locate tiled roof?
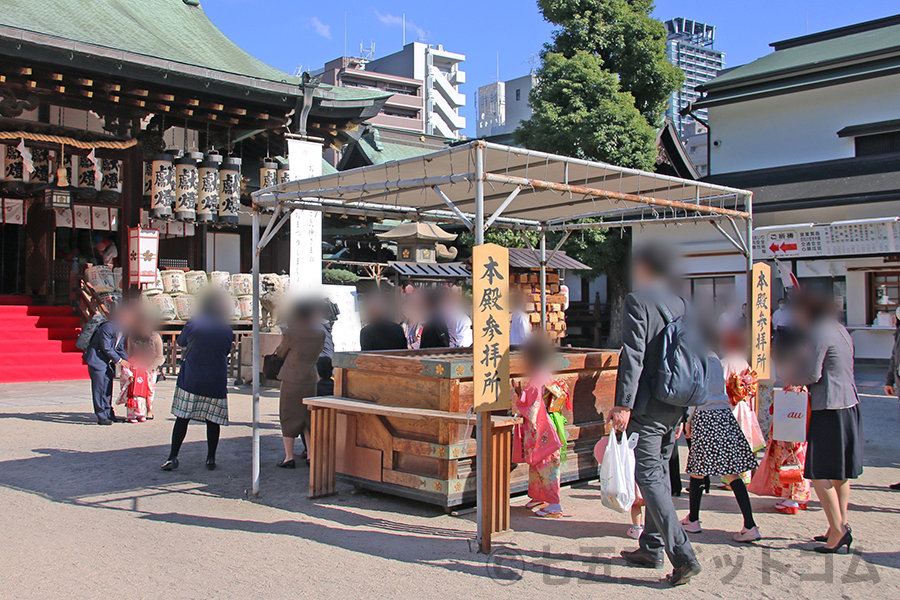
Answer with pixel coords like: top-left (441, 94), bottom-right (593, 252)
top-left (696, 15), bottom-right (900, 102)
top-left (387, 262), bottom-right (470, 279)
top-left (0, 0), bottom-right (299, 84)
top-left (507, 248), bottom-right (591, 270)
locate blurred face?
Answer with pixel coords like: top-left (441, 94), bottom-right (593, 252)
top-left (632, 260), bottom-right (654, 287)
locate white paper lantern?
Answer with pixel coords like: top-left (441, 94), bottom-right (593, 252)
top-left (150, 153), bottom-right (175, 219)
top-left (277, 161), bottom-right (291, 185)
top-left (197, 152), bottom-right (221, 224)
top-left (218, 157), bottom-right (241, 226)
top-left (175, 152), bottom-right (202, 222)
top-left (100, 158), bottom-right (122, 201)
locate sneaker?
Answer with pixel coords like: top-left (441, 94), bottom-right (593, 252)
top-left (626, 525), bottom-right (644, 539)
top-left (733, 526), bottom-right (761, 543)
top-left (680, 516), bottom-right (702, 533)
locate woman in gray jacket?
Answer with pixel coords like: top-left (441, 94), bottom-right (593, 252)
top-left (790, 292), bottom-right (863, 554)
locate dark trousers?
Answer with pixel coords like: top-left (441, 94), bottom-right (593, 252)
top-left (89, 364), bottom-right (115, 421)
top-left (669, 442), bottom-right (682, 495)
top-left (629, 411), bottom-right (697, 568)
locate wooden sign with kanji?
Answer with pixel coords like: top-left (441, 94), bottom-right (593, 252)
top-left (751, 262), bottom-right (772, 381)
top-left (472, 243), bottom-right (511, 412)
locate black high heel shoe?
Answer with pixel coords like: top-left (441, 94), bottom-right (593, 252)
top-left (206, 458), bottom-right (216, 471)
top-left (814, 524), bottom-right (851, 543)
top-left (161, 457), bottom-right (179, 471)
top-left (814, 529), bottom-right (852, 553)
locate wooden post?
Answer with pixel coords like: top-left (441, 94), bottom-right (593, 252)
top-left (479, 412), bottom-right (494, 552)
top-left (308, 406), bottom-right (337, 498)
top-left (489, 421), bottom-right (514, 535)
top-left (472, 237), bottom-right (510, 553)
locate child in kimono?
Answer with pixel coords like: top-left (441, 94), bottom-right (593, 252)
top-left (513, 335), bottom-right (570, 518)
top-left (119, 306), bottom-right (164, 422)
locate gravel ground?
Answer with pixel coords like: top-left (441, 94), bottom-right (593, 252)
top-left (0, 366), bottom-right (897, 599)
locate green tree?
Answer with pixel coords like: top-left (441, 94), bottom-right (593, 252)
top-left (513, 0), bottom-right (681, 346)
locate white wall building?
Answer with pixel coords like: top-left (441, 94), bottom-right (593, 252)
top-left (475, 74), bottom-right (537, 139)
top-left (641, 14), bottom-right (900, 359)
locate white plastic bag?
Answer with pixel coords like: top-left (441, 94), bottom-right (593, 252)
top-left (773, 389), bottom-right (808, 443)
top-left (599, 431), bottom-right (639, 513)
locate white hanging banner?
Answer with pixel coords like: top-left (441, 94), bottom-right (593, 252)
top-left (1, 199), bottom-right (25, 225)
top-left (91, 206), bottom-right (110, 231)
top-left (73, 205), bottom-right (91, 229)
top-left (287, 138), bottom-right (322, 295)
top-left (55, 207), bottom-right (74, 228)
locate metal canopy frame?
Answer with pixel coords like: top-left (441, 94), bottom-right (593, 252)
top-left (247, 140), bottom-right (753, 551)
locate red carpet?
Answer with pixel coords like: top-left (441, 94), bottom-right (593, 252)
top-left (0, 296), bottom-right (89, 383)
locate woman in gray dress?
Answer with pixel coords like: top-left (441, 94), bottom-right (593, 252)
top-left (274, 301), bottom-right (326, 468)
top-left (789, 292), bottom-right (863, 554)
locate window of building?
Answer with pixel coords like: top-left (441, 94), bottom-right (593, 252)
top-left (855, 131), bottom-right (900, 157)
top-left (679, 276), bottom-right (735, 315)
top-left (868, 272), bottom-right (900, 324)
top-left (515, 89), bottom-right (521, 101)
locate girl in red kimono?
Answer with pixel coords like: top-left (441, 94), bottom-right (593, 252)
top-left (120, 307), bottom-right (164, 422)
top-left (513, 336), bottom-right (570, 518)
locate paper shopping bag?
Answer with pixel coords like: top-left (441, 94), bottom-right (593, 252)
top-left (772, 388), bottom-right (808, 443)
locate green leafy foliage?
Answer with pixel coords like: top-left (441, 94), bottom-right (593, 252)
top-left (515, 51), bottom-right (657, 170)
top-left (511, 0), bottom-right (681, 343)
top-left (321, 268), bottom-right (361, 285)
top-left (535, 0), bottom-right (683, 124)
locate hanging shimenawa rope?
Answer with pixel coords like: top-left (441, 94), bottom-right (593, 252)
top-left (0, 131), bottom-right (138, 150)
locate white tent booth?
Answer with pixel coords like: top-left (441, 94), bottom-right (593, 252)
top-left (249, 140), bottom-right (752, 549)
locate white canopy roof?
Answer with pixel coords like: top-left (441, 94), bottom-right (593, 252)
top-left (253, 140), bottom-right (752, 232)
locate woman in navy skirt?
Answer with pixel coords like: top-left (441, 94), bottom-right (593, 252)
top-left (790, 292), bottom-right (863, 554)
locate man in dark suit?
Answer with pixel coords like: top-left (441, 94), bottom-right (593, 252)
top-left (608, 244), bottom-right (701, 587)
top-left (83, 306), bottom-right (130, 425)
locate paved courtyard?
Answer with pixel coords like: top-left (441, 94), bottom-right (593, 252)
top-left (0, 365), bottom-right (897, 599)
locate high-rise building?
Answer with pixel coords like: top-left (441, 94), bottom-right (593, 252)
top-left (475, 74), bottom-right (537, 140)
top-left (664, 18), bottom-right (724, 138)
top-left (316, 42), bottom-right (466, 140)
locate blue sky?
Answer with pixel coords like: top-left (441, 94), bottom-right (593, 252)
top-left (203, 1), bottom-right (899, 136)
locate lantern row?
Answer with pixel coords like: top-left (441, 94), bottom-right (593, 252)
top-left (146, 152), bottom-right (289, 225)
top-left (1, 143), bottom-right (123, 204)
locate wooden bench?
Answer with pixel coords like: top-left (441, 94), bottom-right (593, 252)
top-left (303, 395), bottom-right (520, 536)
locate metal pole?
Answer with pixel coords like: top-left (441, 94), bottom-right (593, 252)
top-left (745, 193), bottom-right (754, 351)
top-left (474, 142), bottom-right (488, 553)
top-left (539, 229), bottom-right (547, 332)
top-left (251, 208), bottom-right (261, 498)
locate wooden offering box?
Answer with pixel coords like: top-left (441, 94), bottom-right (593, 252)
top-left (331, 347), bottom-right (618, 508)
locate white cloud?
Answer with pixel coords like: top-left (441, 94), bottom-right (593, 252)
top-left (374, 10), bottom-right (428, 42)
top-left (309, 16), bottom-right (332, 39)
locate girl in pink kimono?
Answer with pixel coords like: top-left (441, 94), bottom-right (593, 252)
top-left (514, 336), bottom-right (568, 518)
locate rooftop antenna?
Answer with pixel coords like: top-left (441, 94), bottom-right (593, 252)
top-left (403, 13), bottom-right (406, 47)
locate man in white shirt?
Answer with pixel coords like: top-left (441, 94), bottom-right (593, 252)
top-left (442, 286), bottom-right (473, 348)
top-left (509, 290), bottom-right (532, 346)
top-left (771, 297), bottom-right (793, 350)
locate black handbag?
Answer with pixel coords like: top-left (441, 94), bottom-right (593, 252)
top-left (263, 353), bottom-right (284, 380)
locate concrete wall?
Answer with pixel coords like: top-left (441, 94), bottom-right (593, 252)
top-left (504, 74), bottom-right (535, 133)
top-left (707, 73), bottom-right (900, 174)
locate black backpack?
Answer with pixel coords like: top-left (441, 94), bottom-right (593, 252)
top-left (650, 298), bottom-right (709, 407)
top-left (76, 313), bottom-right (107, 351)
